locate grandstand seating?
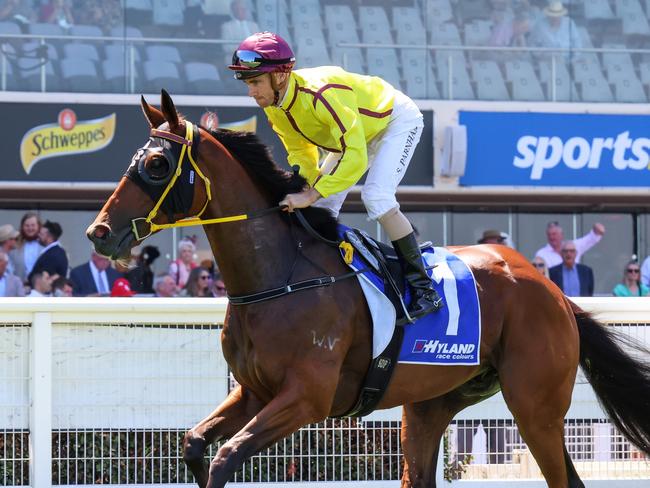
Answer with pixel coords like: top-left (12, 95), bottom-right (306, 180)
top-left (0, 0), bottom-right (648, 102)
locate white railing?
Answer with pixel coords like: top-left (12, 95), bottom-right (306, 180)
top-left (0, 297), bottom-right (649, 488)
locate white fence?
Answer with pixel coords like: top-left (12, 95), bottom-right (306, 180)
top-left (0, 297), bottom-right (649, 488)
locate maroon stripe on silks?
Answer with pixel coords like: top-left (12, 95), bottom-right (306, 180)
top-left (298, 87), bottom-right (347, 134)
top-left (358, 107), bottom-right (393, 118)
top-left (284, 111), bottom-right (340, 153)
top-left (327, 135), bottom-right (348, 176)
top-left (285, 81), bottom-right (299, 111)
top-left (150, 129), bottom-right (192, 146)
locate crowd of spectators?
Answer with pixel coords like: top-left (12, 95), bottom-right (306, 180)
top-left (0, 212), bottom-right (228, 298)
top-left (1, 210), bottom-right (647, 299)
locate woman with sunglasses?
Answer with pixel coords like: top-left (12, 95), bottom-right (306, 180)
top-left (180, 266), bottom-right (215, 297)
top-left (613, 260), bottom-right (650, 297)
top-left (227, 31), bottom-right (442, 318)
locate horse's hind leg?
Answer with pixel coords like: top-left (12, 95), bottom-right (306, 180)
top-left (401, 393), bottom-right (475, 488)
top-left (183, 386), bottom-right (264, 488)
top-left (498, 316), bottom-right (584, 487)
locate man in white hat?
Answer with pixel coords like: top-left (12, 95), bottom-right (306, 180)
top-left (530, 1), bottom-right (581, 57)
top-left (0, 224), bottom-right (19, 275)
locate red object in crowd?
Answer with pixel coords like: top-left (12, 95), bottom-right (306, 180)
top-left (110, 278), bottom-right (136, 297)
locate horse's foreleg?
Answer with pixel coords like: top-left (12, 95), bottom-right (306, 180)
top-left (401, 394), bottom-right (474, 488)
top-left (205, 382), bottom-right (328, 488)
top-left (183, 385), bottom-right (264, 488)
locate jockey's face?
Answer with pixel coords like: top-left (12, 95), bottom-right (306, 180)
top-left (244, 74), bottom-right (275, 108)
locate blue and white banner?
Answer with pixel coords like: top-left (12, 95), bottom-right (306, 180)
top-left (459, 111), bottom-right (650, 187)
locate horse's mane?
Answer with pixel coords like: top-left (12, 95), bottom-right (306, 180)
top-left (205, 128), bottom-right (340, 242)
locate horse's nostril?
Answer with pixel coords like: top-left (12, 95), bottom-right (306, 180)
top-left (90, 224), bottom-right (110, 241)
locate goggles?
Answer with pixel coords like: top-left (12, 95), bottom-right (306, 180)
top-left (232, 50), bottom-right (295, 69)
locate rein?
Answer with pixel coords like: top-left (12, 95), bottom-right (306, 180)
top-left (132, 122), bottom-right (354, 304)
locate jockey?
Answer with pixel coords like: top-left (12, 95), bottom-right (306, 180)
top-left (228, 31), bottom-right (442, 318)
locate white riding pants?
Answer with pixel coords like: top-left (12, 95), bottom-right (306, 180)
top-left (311, 89), bottom-right (424, 220)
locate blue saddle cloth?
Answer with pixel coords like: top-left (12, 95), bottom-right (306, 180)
top-left (338, 225), bottom-right (481, 366)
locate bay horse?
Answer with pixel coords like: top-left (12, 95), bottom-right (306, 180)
top-left (87, 91), bottom-right (650, 488)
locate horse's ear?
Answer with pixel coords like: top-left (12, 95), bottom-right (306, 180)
top-left (160, 89), bottom-right (179, 129)
top-left (140, 95), bottom-right (165, 128)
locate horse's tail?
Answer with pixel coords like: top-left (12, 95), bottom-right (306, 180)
top-left (572, 302), bottom-right (650, 455)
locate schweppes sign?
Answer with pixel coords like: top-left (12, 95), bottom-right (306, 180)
top-left (20, 109), bottom-right (116, 174)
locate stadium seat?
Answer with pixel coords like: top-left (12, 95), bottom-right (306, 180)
top-left (572, 57), bottom-right (605, 83)
top-left (21, 41), bottom-right (59, 60)
top-left (143, 60), bottom-right (184, 94)
top-left (325, 5), bottom-right (360, 48)
top-left (538, 59), bottom-right (579, 101)
top-left (423, 0), bottom-right (454, 25)
top-left (145, 45), bottom-right (182, 64)
top-left (392, 7), bottom-right (427, 45)
top-left (61, 58), bottom-right (102, 92)
top-left (614, 77), bottom-right (647, 102)
top-left (402, 50), bottom-right (438, 99)
top-left (0, 21), bottom-right (21, 36)
top-left (69, 24), bottom-right (105, 38)
top-left (332, 48), bottom-right (365, 72)
top-left (464, 20), bottom-right (492, 46)
top-left (63, 43), bottom-right (100, 63)
top-left (0, 55), bottom-right (21, 91)
top-left (109, 26), bottom-right (144, 39)
top-left (184, 62), bottom-right (221, 95)
top-left (471, 60), bottom-right (502, 82)
top-left (430, 22), bottom-right (462, 46)
top-left (639, 61), bottom-right (650, 83)
top-left (437, 62), bottom-right (475, 99)
top-left (505, 60), bottom-right (536, 82)
top-left (256, 0), bottom-right (292, 43)
top-left (293, 16), bottom-right (325, 40)
top-left (105, 44), bottom-right (142, 64)
top-left (606, 60), bottom-right (637, 83)
top-left (295, 32), bottom-right (331, 68)
top-left (360, 6), bottom-right (394, 45)
top-left (125, 0), bottom-right (153, 25)
top-left (602, 44), bottom-right (634, 69)
top-left (473, 71), bottom-right (510, 100)
top-left (580, 76), bottom-right (614, 102)
top-left (622, 11), bottom-right (650, 36)
top-left (616, 0), bottom-right (645, 17)
top-left (290, 0), bottom-right (320, 24)
top-left (366, 48), bottom-right (402, 90)
top-left (511, 75), bottom-right (546, 101)
top-left (16, 58), bottom-right (62, 92)
top-left (102, 58), bottom-right (139, 93)
top-left (584, 0), bottom-right (615, 20)
top-left (577, 26), bottom-right (594, 48)
top-left (28, 23), bottom-right (67, 37)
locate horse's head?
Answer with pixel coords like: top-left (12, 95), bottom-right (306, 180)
top-left (87, 90), bottom-right (210, 263)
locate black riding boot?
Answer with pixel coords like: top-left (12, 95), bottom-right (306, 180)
top-left (393, 232), bottom-right (443, 319)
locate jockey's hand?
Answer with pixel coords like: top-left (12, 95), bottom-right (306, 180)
top-left (279, 187), bottom-right (321, 212)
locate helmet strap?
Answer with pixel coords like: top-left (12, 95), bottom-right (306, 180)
top-left (270, 73), bottom-right (280, 106)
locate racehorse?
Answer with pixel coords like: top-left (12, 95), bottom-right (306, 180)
top-left (86, 91), bottom-right (650, 488)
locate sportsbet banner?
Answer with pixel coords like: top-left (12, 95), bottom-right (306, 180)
top-left (1, 102), bottom-right (433, 185)
top-left (459, 111), bottom-right (650, 187)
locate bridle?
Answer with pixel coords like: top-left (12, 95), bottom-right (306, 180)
top-left (126, 121), bottom-right (278, 241)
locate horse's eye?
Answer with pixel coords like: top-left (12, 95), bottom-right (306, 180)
top-left (145, 156), bottom-right (171, 180)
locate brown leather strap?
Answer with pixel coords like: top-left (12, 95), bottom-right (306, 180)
top-left (150, 129), bottom-right (193, 146)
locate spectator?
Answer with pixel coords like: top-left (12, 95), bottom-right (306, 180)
top-left (153, 273), bottom-right (179, 297)
top-left (531, 256), bottom-right (549, 278)
top-left (169, 238), bottom-right (198, 288)
top-left (548, 240), bottom-right (594, 297)
top-left (529, 1), bottom-right (581, 58)
top-left (52, 276), bottom-right (74, 297)
top-left (30, 220), bottom-right (68, 281)
top-left (213, 271), bottom-right (227, 297)
top-left (10, 212), bottom-right (43, 283)
top-left (39, 0), bottom-right (75, 29)
top-left (0, 0), bottom-right (37, 24)
top-left (535, 221), bottom-right (604, 268)
top-left (126, 245), bottom-right (160, 294)
top-left (0, 224), bottom-right (19, 275)
top-left (641, 255), bottom-right (650, 288)
top-left (478, 229), bottom-right (506, 244)
top-left (488, 0), bottom-right (516, 47)
top-left (110, 277), bottom-right (137, 297)
top-left (201, 0), bottom-right (236, 36)
top-left (0, 250), bottom-right (25, 297)
top-left (220, 0), bottom-right (259, 63)
top-left (27, 270), bottom-right (52, 297)
top-left (181, 266), bottom-right (215, 297)
top-left (74, 0), bottom-right (122, 33)
top-left (70, 250), bottom-right (122, 296)
top-left (613, 260), bottom-right (649, 297)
